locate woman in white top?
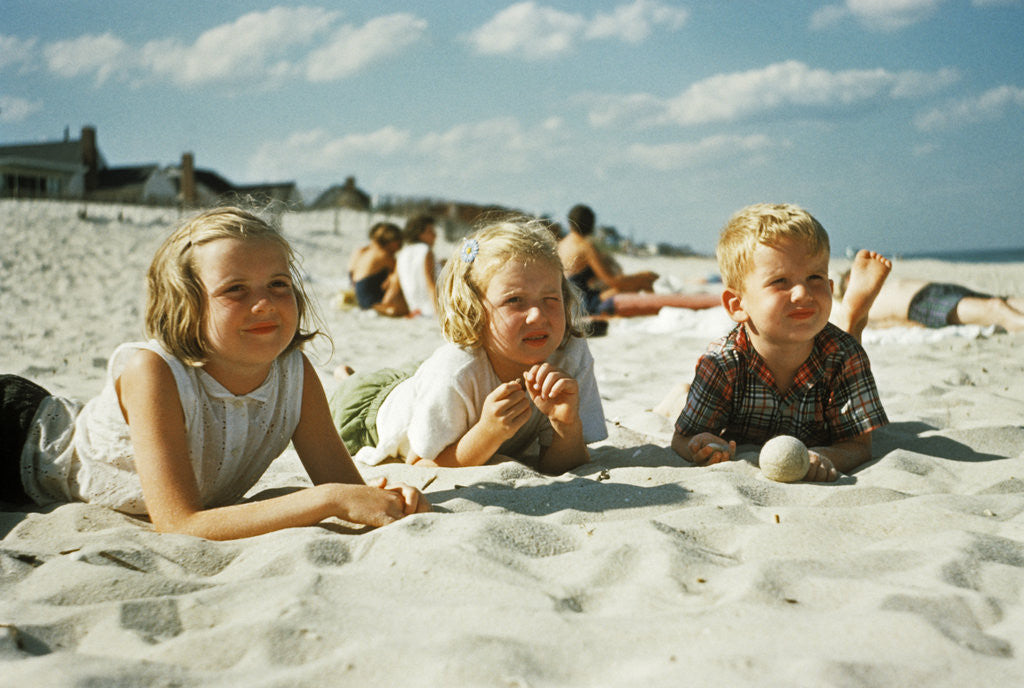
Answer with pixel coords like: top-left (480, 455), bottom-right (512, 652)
top-left (395, 213), bottom-right (439, 317)
top-left (3, 207), bottom-right (428, 539)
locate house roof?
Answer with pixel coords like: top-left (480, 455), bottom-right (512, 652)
top-left (0, 138), bottom-right (107, 171)
top-left (97, 164), bottom-right (159, 188)
top-left (192, 168), bottom-right (235, 195)
top-left (310, 178), bottom-right (371, 209)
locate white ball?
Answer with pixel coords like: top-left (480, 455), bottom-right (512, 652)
top-left (759, 435), bottom-right (809, 482)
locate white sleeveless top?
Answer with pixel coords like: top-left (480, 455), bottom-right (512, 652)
top-left (395, 242), bottom-right (436, 316)
top-left (20, 341), bottom-right (305, 515)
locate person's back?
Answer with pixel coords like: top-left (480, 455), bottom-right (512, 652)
top-left (349, 222), bottom-right (404, 313)
top-left (396, 242), bottom-right (435, 315)
top-left (396, 214), bottom-right (438, 316)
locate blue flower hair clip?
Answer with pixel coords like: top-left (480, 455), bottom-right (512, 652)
top-left (460, 237), bottom-right (480, 264)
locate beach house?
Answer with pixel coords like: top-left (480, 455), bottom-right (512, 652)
top-left (0, 125), bottom-right (300, 207)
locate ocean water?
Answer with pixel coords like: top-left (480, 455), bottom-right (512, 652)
top-left (841, 246), bottom-right (1024, 263)
top-left (897, 246), bottom-right (1024, 263)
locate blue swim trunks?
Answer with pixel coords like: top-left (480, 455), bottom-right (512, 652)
top-left (906, 283), bottom-right (991, 328)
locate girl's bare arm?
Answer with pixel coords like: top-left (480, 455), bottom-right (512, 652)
top-left (120, 351), bottom-right (417, 540)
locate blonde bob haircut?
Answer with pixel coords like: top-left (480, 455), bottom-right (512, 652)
top-left (716, 202), bottom-right (831, 291)
top-left (437, 216), bottom-right (586, 348)
top-left (145, 206), bottom-right (323, 367)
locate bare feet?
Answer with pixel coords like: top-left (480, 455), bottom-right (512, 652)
top-left (837, 250), bottom-right (891, 343)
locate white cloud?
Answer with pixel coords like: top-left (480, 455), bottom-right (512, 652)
top-left (33, 8), bottom-right (424, 88)
top-left (415, 117), bottom-right (564, 176)
top-left (44, 33), bottom-right (130, 84)
top-left (0, 94), bottom-right (43, 122)
top-left (142, 7), bottom-right (338, 86)
top-left (588, 61), bottom-right (960, 128)
top-left (626, 134), bottom-right (774, 170)
top-left (467, 0), bottom-right (687, 59)
top-left (306, 13), bottom-right (426, 82)
top-left (889, 67), bottom-right (960, 98)
top-left (247, 117), bottom-right (565, 187)
top-left (583, 92), bottom-right (665, 128)
top-left (467, 2), bottom-right (586, 59)
top-left (914, 85), bottom-right (1024, 130)
top-left (586, 0), bottom-right (689, 42)
top-left (0, 35), bottom-right (38, 72)
top-left (248, 126), bottom-right (411, 179)
top-left (809, 5), bottom-right (850, 30)
top-left (811, 0), bottom-right (944, 32)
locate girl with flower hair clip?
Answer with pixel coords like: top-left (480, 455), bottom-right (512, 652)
top-left (330, 217), bottom-right (608, 473)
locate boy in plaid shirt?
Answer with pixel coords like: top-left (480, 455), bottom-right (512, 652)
top-left (671, 203), bottom-right (889, 482)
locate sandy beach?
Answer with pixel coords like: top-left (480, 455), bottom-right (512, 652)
top-left (2, 199), bottom-right (1024, 687)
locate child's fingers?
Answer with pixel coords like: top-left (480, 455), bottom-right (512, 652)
top-left (395, 484), bottom-right (430, 515)
top-left (493, 379), bottom-right (525, 399)
top-left (704, 448), bottom-right (731, 464)
top-left (687, 436), bottom-right (731, 465)
top-left (804, 455), bottom-right (839, 482)
top-left (528, 366), bottom-right (577, 402)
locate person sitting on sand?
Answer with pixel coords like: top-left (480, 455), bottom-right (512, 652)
top-left (1, 207), bottom-right (428, 539)
top-left (348, 222), bottom-right (407, 316)
top-left (330, 217), bottom-right (608, 474)
top-left (669, 203), bottom-right (890, 482)
top-left (558, 203), bottom-right (720, 318)
top-left (835, 261), bottom-right (1024, 333)
top-left (395, 213), bottom-right (439, 317)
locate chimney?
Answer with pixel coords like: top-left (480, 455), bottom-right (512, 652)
top-left (181, 152), bottom-right (196, 207)
top-left (81, 126), bottom-right (98, 193)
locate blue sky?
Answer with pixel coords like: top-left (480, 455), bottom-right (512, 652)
top-left (3, 1), bottom-right (1023, 255)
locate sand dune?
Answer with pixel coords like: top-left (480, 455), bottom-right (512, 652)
top-left (2, 199), bottom-right (1023, 686)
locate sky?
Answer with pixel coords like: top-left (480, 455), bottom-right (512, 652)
top-left (2, 0), bottom-right (1023, 256)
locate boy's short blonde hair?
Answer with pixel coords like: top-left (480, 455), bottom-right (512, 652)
top-left (716, 203), bottom-right (831, 290)
top-left (145, 206), bottom-right (322, 366)
top-left (437, 216), bottom-right (586, 348)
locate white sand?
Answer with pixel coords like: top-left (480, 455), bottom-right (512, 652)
top-left (2, 199), bottom-right (1024, 687)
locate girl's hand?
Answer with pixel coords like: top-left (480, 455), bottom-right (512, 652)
top-left (372, 477), bottom-right (432, 515)
top-left (479, 379), bottom-right (533, 441)
top-left (333, 480), bottom-right (429, 527)
top-left (687, 434), bottom-right (736, 465)
top-left (524, 363), bottom-right (580, 428)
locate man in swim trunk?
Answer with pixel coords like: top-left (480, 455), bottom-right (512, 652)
top-left (837, 256), bottom-right (1024, 332)
top-left (906, 283), bottom-right (994, 328)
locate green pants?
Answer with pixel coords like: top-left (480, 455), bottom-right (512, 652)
top-left (328, 363), bottom-right (418, 454)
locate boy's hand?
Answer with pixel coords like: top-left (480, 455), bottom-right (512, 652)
top-left (480, 379), bottom-right (533, 440)
top-left (687, 434), bottom-right (736, 465)
top-left (524, 363), bottom-right (580, 428)
top-left (804, 452), bottom-right (839, 482)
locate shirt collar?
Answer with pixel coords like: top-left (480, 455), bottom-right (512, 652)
top-left (197, 361), bottom-right (278, 403)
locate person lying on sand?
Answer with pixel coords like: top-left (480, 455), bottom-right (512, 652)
top-left (558, 203), bottom-right (721, 319)
top-left (835, 259), bottom-right (1024, 333)
top-left (331, 217), bottom-right (607, 474)
top-left (668, 204), bottom-right (890, 482)
top-left (2, 207), bottom-right (428, 540)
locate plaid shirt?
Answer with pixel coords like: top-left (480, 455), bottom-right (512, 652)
top-left (675, 323), bottom-right (888, 447)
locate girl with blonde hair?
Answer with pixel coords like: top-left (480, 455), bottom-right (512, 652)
top-left (3, 207), bottom-right (427, 538)
top-left (331, 216), bottom-right (607, 474)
